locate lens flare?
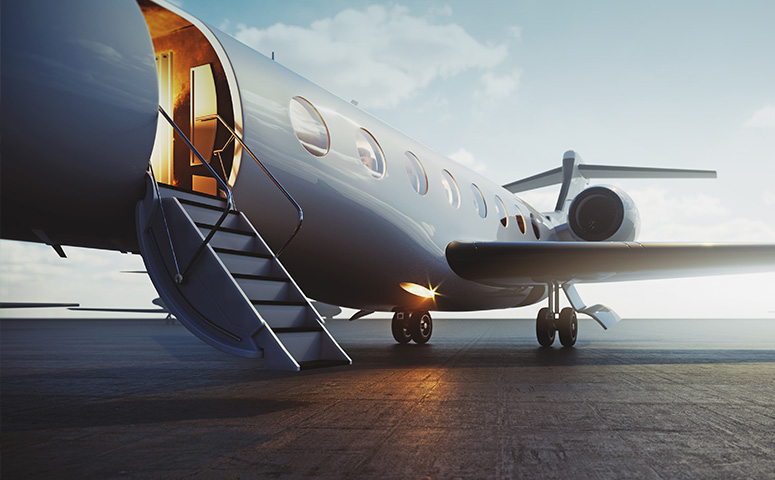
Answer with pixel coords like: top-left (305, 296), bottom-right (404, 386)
top-left (400, 282), bottom-right (436, 299)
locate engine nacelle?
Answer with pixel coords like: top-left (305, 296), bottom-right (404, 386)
top-left (568, 186), bottom-right (640, 241)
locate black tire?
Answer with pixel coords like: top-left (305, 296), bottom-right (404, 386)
top-left (558, 307), bottom-right (578, 347)
top-left (391, 313), bottom-right (412, 344)
top-left (536, 307), bottom-right (555, 347)
top-left (409, 311), bottom-right (432, 344)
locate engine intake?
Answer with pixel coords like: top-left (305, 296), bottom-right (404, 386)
top-left (568, 186), bottom-right (640, 241)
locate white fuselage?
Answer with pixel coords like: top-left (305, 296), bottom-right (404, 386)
top-left (1, 0), bottom-right (554, 313)
top-left (205, 28), bottom-right (553, 312)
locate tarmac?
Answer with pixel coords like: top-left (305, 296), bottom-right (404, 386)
top-left (1, 316), bottom-right (774, 479)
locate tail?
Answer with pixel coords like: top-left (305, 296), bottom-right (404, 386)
top-left (502, 150), bottom-right (716, 214)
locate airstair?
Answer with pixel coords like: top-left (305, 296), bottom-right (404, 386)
top-left (135, 108), bottom-right (351, 371)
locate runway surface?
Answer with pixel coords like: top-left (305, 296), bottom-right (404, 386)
top-left (2, 316), bottom-right (774, 479)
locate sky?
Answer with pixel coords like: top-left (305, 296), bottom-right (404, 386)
top-left (2, 0), bottom-right (774, 320)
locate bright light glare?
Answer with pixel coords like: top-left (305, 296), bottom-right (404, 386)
top-left (400, 282), bottom-right (436, 299)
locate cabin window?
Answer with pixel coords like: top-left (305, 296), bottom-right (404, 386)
top-left (471, 184), bottom-right (487, 218)
top-left (494, 195), bottom-right (508, 227)
top-left (530, 213), bottom-right (541, 239)
top-left (404, 151), bottom-right (428, 195)
top-left (440, 170), bottom-right (461, 208)
top-left (289, 96), bottom-right (329, 157)
top-left (514, 204), bottom-right (527, 234)
top-left (356, 128), bottom-right (385, 178)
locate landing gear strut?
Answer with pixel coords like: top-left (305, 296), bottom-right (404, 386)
top-left (392, 310), bottom-right (432, 344)
top-left (535, 282), bottom-right (578, 347)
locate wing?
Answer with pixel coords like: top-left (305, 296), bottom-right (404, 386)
top-left (446, 241), bottom-right (775, 286)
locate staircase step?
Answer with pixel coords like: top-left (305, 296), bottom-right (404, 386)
top-left (298, 359), bottom-right (351, 370)
top-left (159, 185), bottom-right (227, 209)
top-left (213, 247), bottom-right (272, 259)
top-left (180, 202), bottom-right (242, 228)
top-left (232, 273), bottom-right (289, 282)
top-left (272, 327), bottom-right (323, 333)
top-left (236, 276), bottom-right (293, 300)
top-left (178, 197), bottom-right (234, 212)
top-left (251, 304), bottom-right (310, 329)
top-left (202, 229), bottom-right (258, 251)
top-left (273, 330), bottom-right (323, 363)
top-left (196, 222), bottom-right (253, 237)
top-left (252, 300), bottom-right (307, 306)
top-left (214, 249), bottom-right (277, 277)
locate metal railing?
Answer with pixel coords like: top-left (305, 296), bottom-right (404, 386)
top-left (155, 107), bottom-right (303, 283)
top-left (199, 113), bottom-right (304, 257)
top-left (158, 106), bottom-right (235, 283)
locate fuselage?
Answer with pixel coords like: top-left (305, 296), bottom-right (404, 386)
top-left (1, 0), bottom-right (553, 313)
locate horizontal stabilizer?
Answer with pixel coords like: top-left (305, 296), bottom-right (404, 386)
top-left (577, 164), bottom-right (716, 180)
top-left (504, 163), bottom-right (716, 193)
top-left (446, 241), bottom-right (775, 286)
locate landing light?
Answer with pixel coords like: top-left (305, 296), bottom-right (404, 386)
top-left (400, 282), bottom-right (436, 299)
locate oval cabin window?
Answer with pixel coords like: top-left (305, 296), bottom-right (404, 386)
top-left (471, 184), bottom-right (487, 218)
top-left (289, 96), bottom-right (329, 157)
top-left (441, 170), bottom-right (461, 208)
top-left (404, 151), bottom-right (428, 195)
top-left (514, 204), bottom-right (527, 234)
top-left (356, 128), bottom-right (385, 178)
top-left (494, 195), bottom-right (508, 227)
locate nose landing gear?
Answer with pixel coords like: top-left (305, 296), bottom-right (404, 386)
top-left (391, 310), bottom-right (433, 344)
top-left (536, 282), bottom-right (578, 347)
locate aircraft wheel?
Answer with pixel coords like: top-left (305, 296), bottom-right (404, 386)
top-left (410, 311), bottom-right (433, 344)
top-left (536, 307), bottom-right (555, 347)
top-left (558, 307), bottom-right (578, 347)
top-left (391, 313), bottom-right (412, 344)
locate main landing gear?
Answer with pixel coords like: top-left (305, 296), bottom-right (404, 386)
top-left (392, 310), bottom-right (432, 344)
top-left (536, 282), bottom-right (578, 347)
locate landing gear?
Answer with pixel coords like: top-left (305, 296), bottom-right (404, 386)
top-left (558, 307), bottom-right (577, 347)
top-left (536, 307), bottom-right (555, 346)
top-left (535, 282), bottom-right (578, 347)
top-left (391, 312), bottom-right (413, 344)
top-left (392, 310), bottom-right (432, 344)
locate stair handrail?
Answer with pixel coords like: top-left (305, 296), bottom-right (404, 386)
top-left (158, 106), bottom-right (235, 283)
top-left (199, 112), bottom-right (304, 257)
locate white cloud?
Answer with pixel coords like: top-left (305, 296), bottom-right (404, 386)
top-left (235, 5), bottom-right (509, 109)
top-left (427, 5), bottom-right (453, 17)
top-left (744, 105), bottom-right (775, 129)
top-left (448, 147), bottom-right (487, 173)
top-left (507, 25), bottom-right (523, 41)
top-left (628, 186), bottom-right (775, 242)
top-left (477, 69), bottom-right (521, 100)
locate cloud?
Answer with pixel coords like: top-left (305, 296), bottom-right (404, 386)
top-left (744, 105), bottom-right (775, 129)
top-left (448, 148), bottom-right (487, 173)
top-left (507, 25), bottom-right (523, 41)
top-left (627, 186), bottom-right (775, 242)
top-left (477, 69), bottom-right (521, 100)
top-left (234, 5), bottom-right (510, 109)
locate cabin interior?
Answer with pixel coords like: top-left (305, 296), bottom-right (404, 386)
top-left (138, 0), bottom-right (236, 196)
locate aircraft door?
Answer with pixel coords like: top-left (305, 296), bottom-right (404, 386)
top-left (190, 64), bottom-right (219, 195)
top-left (151, 52), bottom-right (173, 184)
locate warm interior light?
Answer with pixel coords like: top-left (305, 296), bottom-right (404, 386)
top-left (400, 282), bottom-right (436, 299)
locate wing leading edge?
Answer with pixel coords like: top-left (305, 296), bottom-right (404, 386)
top-left (446, 241), bottom-right (775, 287)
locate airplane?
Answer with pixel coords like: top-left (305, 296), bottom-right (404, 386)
top-left (2, 0), bottom-right (773, 371)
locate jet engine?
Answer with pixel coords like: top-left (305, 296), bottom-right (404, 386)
top-left (568, 186), bottom-right (640, 241)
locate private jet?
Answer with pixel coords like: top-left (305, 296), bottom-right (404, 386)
top-left (2, 0), bottom-right (773, 370)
